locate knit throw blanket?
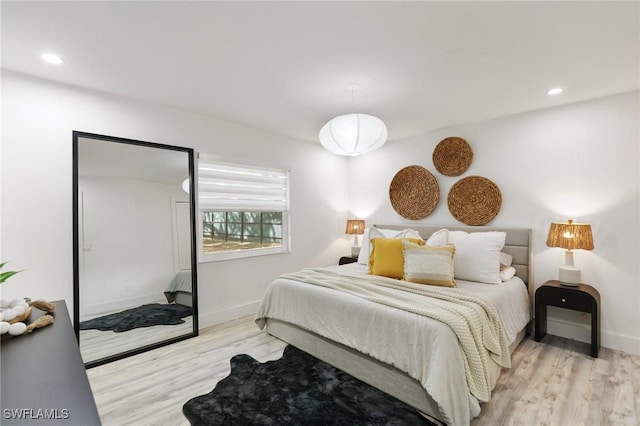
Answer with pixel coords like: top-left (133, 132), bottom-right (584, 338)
top-left (279, 268), bottom-right (511, 402)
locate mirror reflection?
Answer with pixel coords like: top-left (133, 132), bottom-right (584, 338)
top-left (73, 132), bottom-right (198, 367)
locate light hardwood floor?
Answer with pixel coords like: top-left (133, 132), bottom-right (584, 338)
top-left (80, 317), bottom-right (193, 363)
top-left (87, 316), bottom-right (640, 426)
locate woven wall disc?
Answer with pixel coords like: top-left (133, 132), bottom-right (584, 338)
top-left (447, 176), bottom-right (502, 225)
top-left (433, 137), bottom-right (473, 176)
top-left (389, 165), bottom-right (439, 220)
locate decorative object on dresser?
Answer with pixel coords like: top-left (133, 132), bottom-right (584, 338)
top-left (535, 280), bottom-right (600, 357)
top-left (345, 219), bottom-right (365, 257)
top-left (389, 165), bottom-right (439, 220)
top-left (183, 345), bottom-right (434, 426)
top-left (546, 219), bottom-right (594, 285)
top-left (432, 136), bottom-right (473, 176)
top-left (318, 84), bottom-right (388, 157)
top-left (447, 175), bottom-right (502, 225)
top-left (0, 263), bottom-right (56, 337)
top-left (0, 263), bottom-right (29, 334)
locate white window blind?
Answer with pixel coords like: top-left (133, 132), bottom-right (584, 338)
top-left (197, 155), bottom-right (289, 212)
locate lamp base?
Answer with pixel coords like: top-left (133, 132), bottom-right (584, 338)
top-left (559, 267), bottom-right (581, 286)
top-left (351, 246), bottom-right (361, 257)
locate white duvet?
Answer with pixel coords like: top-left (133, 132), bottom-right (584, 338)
top-left (255, 263), bottom-right (531, 425)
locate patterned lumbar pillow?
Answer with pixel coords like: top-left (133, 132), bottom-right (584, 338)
top-left (402, 240), bottom-right (456, 287)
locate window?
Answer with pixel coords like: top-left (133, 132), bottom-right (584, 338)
top-left (201, 211), bottom-right (283, 253)
top-left (197, 155), bottom-right (289, 261)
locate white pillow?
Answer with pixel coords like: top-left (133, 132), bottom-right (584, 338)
top-left (499, 252), bottom-right (513, 269)
top-left (499, 266), bottom-right (517, 282)
top-left (448, 231), bottom-right (506, 285)
top-left (357, 227), bottom-right (423, 266)
top-left (426, 228), bottom-right (449, 246)
top-left (357, 228), bottom-right (373, 264)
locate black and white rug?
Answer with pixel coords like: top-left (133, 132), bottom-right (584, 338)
top-left (79, 303), bottom-right (192, 333)
top-left (183, 345), bottom-right (435, 426)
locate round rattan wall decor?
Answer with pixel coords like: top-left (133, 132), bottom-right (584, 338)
top-left (389, 165), bottom-right (439, 220)
top-left (432, 136), bottom-right (473, 176)
top-left (447, 176), bottom-right (502, 225)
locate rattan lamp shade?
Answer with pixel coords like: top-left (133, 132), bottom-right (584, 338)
top-left (345, 219), bottom-right (365, 235)
top-left (546, 220), bottom-right (594, 250)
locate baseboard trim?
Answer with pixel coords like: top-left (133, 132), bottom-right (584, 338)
top-left (82, 292), bottom-right (164, 319)
top-left (601, 330), bottom-right (640, 356)
top-left (546, 317), bottom-right (640, 356)
top-left (198, 301), bottom-right (260, 329)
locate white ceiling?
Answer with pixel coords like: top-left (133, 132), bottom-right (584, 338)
top-left (2, 2), bottom-right (638, 144)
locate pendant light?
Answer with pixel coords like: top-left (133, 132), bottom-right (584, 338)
top-left (319, 84), bottom-right (388, 156)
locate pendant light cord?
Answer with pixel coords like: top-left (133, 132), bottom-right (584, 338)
top-left (350, 83), bottom-right (359, 113)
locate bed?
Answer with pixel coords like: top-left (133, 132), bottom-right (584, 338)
top-left (256, 225), bottom-right (532, 425)
top-left (164, 270), bottom-right (193, 307)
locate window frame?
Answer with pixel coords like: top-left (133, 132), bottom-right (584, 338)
top-left (196, 155), bottom-right (290, 263)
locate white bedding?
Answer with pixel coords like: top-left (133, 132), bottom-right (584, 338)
top-left (327, 263), bottom-right (530, 347)
top-left (164, 270), bottom-right (192, 303)
top-left (256, 263), bottom-right (531, 425)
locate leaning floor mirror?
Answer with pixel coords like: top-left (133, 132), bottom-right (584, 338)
top-left (73, 131), bottom-right (198, 368)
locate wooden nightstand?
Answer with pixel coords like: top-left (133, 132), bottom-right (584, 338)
top-left (339, 256), bottom-right (358, 265)
top-left (534, 280), bottom-right (601, 357)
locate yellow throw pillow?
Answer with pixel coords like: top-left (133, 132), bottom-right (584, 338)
top-left (369, 237), bottom-right (424, 279)
top-left (403, 240), bottom-right (456, 287)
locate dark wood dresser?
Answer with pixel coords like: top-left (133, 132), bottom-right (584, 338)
top-left (1, 300), bottom-right (101, 425)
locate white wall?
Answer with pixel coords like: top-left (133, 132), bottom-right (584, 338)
top-left (1, 71), bottom-right (350, 326)
top-left (78, 177), bottom-right (186, 319)
top-left (3, 71), bottom-right (638, 355)
top-left (349, 91), bottom-right (640, 355)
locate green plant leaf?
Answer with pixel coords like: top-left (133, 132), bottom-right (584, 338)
top-left (0, 270), bottom-right (22, 283)
top-left (0, 262), bottom-right (7, 270)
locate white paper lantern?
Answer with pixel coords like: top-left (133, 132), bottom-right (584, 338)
top-left (319, 113), bottom-right (388, 156)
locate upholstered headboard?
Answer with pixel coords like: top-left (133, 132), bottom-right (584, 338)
top-left (373, 224), bottom-right (532, 287)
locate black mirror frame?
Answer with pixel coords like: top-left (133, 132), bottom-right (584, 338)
top-left (72, 131), bottom-right (199, 368)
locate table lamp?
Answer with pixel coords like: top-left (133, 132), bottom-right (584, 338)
top-left (546, 219), bottom-right (594, 286)
top-left (345, 219), bottom-right (365, 257)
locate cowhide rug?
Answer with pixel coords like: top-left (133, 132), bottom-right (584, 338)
top-left (79, 303), bottom-right (192, 333)
top-left (183, 344), bottom-right (435, 425)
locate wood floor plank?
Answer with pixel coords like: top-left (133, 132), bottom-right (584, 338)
top-left (88, 316), bottom-right (640, 426)
top-left (607, 350), bottom-right (638, 425)
top-left (557, 345), bottom-right (594, 426)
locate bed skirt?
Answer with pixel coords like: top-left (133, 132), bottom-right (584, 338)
top-left (265, 318), bottom-right (527, 425)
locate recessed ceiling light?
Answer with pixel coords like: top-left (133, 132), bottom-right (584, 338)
top-left (547, 87), bottom-right (563, 95)
top-left (42, 53), bottom-right (64, 65)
